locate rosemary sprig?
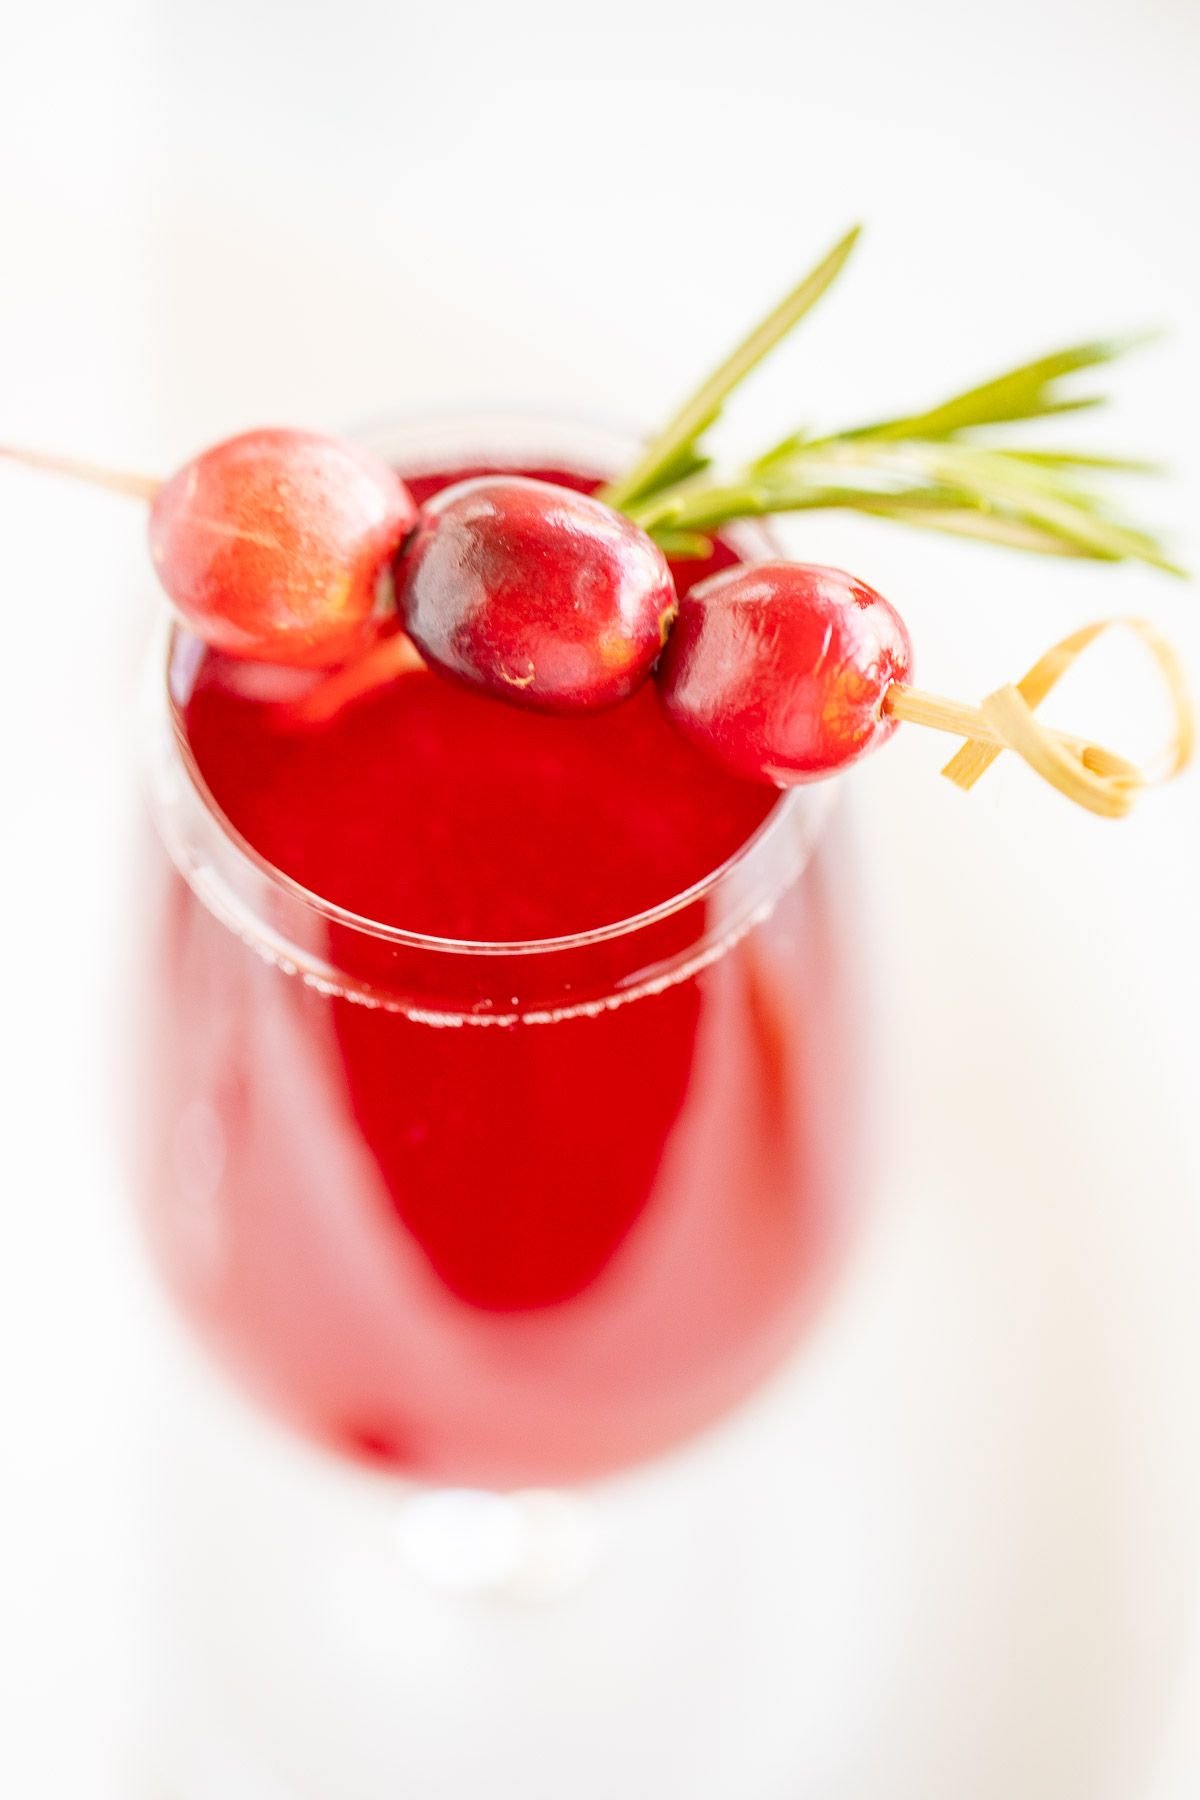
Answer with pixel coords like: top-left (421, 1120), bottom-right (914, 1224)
top-left (611, 233), bottom-right (1181, 575)
top-left (598, 225), bottom-right (861, 512)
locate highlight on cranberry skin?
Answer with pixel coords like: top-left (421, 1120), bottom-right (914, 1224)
top-left (657, 560), bottom-right (913, 786)
top-left (398, 475), bottom-right (678, 712)
top-left (148, 428), bottom-right (419, 668)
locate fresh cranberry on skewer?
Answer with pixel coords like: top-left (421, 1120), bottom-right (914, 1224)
top-left (398, 476), bottom-right (678, 712)
top-left (148, 429), bottom-right (418, 667)
top-left (657, 560), bottom-right (912, 785)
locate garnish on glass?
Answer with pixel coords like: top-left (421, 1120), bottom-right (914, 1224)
top-left (1, 226), bottom-right (1191, 819)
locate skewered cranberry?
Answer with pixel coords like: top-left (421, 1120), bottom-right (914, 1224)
top-left (398, 476), bottom-right (677, 712)
top-left (148, 429), bottom-right (418, 667)
top-left (657, 560), bottom-right (912, 784)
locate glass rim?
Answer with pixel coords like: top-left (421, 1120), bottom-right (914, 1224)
top-left (145, 404), bottom-right (833, 964)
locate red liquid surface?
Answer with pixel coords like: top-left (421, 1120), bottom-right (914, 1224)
top-left (140, 465), bottom-right (864, 1485)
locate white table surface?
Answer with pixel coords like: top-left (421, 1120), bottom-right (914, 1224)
top-left (2, 2), bottom-right (1198, 1794)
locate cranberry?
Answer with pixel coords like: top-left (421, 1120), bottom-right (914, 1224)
top-left (657, 561), bottom-right (912, 784)
top-left (149, 429), bottom-right (418, 667)
top-left (398, 476), bottom-right (677, 712)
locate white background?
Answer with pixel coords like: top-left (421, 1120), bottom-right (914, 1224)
top-left (1, 1), bottom-right (1198, 1795)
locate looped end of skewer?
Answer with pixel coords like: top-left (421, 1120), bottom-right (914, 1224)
top-left (964, 683), bottom-right (1143, 818)
top-left (886, 617), bottom-right (1194, 819)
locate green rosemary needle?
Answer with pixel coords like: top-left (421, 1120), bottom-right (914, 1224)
top-left (608, 231), bottom-right (1180, 576)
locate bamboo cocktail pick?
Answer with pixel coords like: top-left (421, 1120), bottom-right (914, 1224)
top-left (885, 618), bottom-right (1193, 819)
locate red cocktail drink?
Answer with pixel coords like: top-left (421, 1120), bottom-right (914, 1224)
top-left (138, 420), bottom-right (865, 1488)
